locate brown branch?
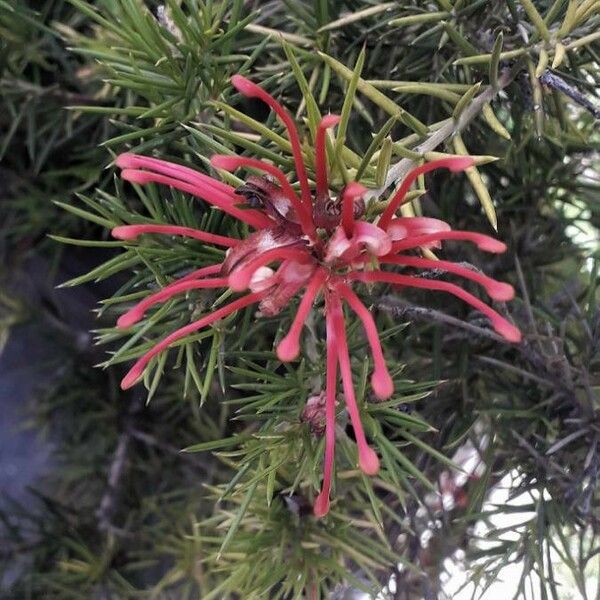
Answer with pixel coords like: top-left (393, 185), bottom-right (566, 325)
top-left (96, 429), bottom-right (130, 533)
top-left (1, 77), bottom-right (102, 106)
top-left (95, 391), bottom-right (144, 534)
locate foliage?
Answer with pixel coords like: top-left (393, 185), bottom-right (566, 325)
top-left (0, 0), bottom-right (112, 257)
top-left (1, 0), bottom-right (599, 598)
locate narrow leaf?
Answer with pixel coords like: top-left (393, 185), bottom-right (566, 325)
top-left (319, 52), bottom-right (428, 135)
top-left (318, 3), bottom-right (396, 32)
top-left (453, 134), bottom-right (497, 230)
top-left (489, 32), bottom-right (503, 89)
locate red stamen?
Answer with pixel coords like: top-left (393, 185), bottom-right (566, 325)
top-left (120, 291), bottom-right (265, 390)
top-left (277, 268), bottom-right (326, 361)
top-left (391, 231), bottom-right (507, 254)
top-left (118, 263), bottom-right (222, 329)
top-left (329, 295), bottom-right (380, 475)
top-left (117, 277), bottom-right (228, 329)
top-left (175, 264), bottom-right (224, 284)
top-left (231, 75), bottom-right (312, 212)
top-left (387, 216), bottom-right (451, 243)
top-left (382, 255), bottom-right (515, 301)
top-left (314, 304), bottom-right (338, 518)
top-left (115, 153), bottom-right (234, 195)
top-left (228, 247), bottom-right (313, 292)
top-left (349, 271), bottom-right (521, 342)
top-left (120, 169), bottom-right (272, 230)
top-left (315, 115), bottom-right (341, 198)
top-left (341, 182), bottom-right (368, 238)
top-left (210, 155), bottom-right (316, 240)
top-left (337, 283), bottom-right (393, 400)
top-left (378, 157), bottom-right (475, 230)
top-left (112, 225), bottom-right (239, 248)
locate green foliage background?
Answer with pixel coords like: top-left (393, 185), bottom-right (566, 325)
top-left (1, 0), bottom-right (599, 598)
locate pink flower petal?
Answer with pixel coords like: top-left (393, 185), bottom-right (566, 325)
top-left (352, 221), bottom-right (392, 257)
top-left (323, 226), bottom-right (353, 263)
top-left (221, 227), bottom-right (301, 275)
top-left (258, 273), bottom-right (308, 317)
top-left (248, 267), bottom-right (276, 292)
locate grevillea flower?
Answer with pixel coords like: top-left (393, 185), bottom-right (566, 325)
top-left (112, 75), bottom-right (521, 517)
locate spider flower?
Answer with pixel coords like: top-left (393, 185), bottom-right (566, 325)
top-left (112, 75), bottom-right (521, 517)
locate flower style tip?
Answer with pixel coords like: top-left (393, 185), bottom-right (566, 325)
top-left (320, 114), bottom-right (342, 128)
top-left (121, 169), bottom-right (152, 185)
top-left (230, 74), bottom-right (259, 97)
top-left (477, 237), bottom-right (507, 253)
top-left (445, 156), bottom-right (476, 172)
top-left (492, 319), bottom-right (522, 343)
top-left (487, 281), bottom-right (515, 302)
top-left (121, 366), bottom-right (143, 390)
top-left (313, 493), bottom-right (330, 518)
top-left (276, 335), bottom-right (300, 362)
top-left (343, 181), bottom-right (368, 197)
top-left (209, 155), bottom-right (241, 171)
top-left (359, 446), bottom-right (380, 476)
top-left (112, 225), bottom-right (139, 240)
top-left (114, 152), bottom-right (136, 168)
top-left (371, 369), bottom-right (394, 400)
top-left (117, 309), bottom-right (142, 329)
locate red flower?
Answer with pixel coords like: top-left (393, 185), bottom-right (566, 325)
top-left (112, 76), bottom-right (521, 517)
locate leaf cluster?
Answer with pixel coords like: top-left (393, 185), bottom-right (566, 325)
top-left (2, 1), bottom-right (600, 598)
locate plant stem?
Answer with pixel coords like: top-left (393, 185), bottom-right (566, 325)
top-left (369, 66), bottom-right (520, 200)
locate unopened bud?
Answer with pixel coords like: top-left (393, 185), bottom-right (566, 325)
top-left (301, 392), bottom-right (328, 435)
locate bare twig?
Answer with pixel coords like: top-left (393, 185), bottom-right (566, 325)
top-left (96, 429), bottom-right (130, 533)
top-left (368, 66), bottom-right (521, 200)
top-left (95, 391), bottom-right (144, 533)
top-left (539, 70), bottom-right (600, 119)
top-left (376, 295), bottom-right (507, 343)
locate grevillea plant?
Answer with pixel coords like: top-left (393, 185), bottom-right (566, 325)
top-left (112, 75), bottom-right (521, 517)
